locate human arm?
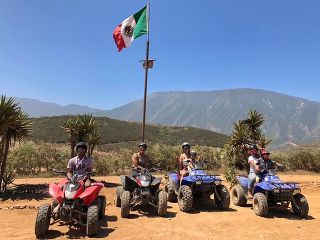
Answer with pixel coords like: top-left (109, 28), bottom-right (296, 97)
top-left (132, 153), bottom-right (139, 168)
top-left (67, 159), bottom-right (73, 178)
top-left (248, 156), bottom-right (260, 172)
top-left (178, 154), bottom-right (184, 170)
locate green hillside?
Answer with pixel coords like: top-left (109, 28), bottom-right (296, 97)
top-left (30, 116), bottom-right (228, 147)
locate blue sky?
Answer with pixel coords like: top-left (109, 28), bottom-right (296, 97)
top-left (0, 0), bottom-right (319, 110)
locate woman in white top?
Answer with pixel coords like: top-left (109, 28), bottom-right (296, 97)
top-left (247, 144), bottom-right (261, 199)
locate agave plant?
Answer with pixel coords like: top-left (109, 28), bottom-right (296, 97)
top-left (61, 114), bottom-right (101, 157)
top-left (0, 95), bottom-right (32, 191)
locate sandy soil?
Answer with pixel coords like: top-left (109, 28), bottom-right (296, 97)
top-left (0, 174), bottom-right (319, 240)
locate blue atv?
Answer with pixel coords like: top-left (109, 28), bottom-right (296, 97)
top-left (165, 161), bottom-right (230, 212)
top-left (231, 169), bottom-right (309, 218)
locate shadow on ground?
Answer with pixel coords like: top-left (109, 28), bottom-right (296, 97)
top-left (100, 180), bottom-right (121, 188)
top-left (266, 208), bottom-right (315, 220)
top-left (38, 216), bottom-right (116, 239)
top-left (189, 199), bottom-right (237, 214)
top-left (122, 205), bottom-right (177, 219)
top-left (0, 184), bottom-right (50, 201)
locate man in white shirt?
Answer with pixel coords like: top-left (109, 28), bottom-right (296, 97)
top-left (67, 142), bottom-right (92, 178)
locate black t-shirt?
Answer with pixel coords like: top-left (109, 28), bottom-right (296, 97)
top-left (257, 159), bottom-right (276, 172)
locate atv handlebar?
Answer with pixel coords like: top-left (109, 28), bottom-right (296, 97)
top-left (132, 167), bottom-right (162, 173)
top-left (52, 169), bottom-right (67, 176)
top-left (51, 169), bottom-right (96, 177)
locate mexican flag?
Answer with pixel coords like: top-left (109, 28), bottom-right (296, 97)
top-left (113, 5), bottom-right (148, 52)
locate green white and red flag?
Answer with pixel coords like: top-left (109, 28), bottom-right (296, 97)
top-left (113, 5), bottom-right (148, 52)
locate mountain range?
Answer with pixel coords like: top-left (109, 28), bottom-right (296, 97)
top-left (12, 89), bottom-right (320, 147)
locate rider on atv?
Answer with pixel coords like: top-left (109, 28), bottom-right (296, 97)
top-left (132, 142), bottom-right (151, 171)
top-left (256, 148), bottom-right (277, 177)
top-left (179, 142), bottom-right (193, 178)
top-left (247, 144), bottom-right (261, 199)
top-left (67, 142), bottom-right (93, 186)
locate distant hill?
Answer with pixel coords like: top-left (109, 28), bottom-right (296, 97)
top-left (14, 97), bottom-right (99, 117)
top-left (11, 88), bottom-right (320, 147)
top-left (30, 116), bottom-right (228, 147)
top-left (96, 89), bottom-right (320, 147)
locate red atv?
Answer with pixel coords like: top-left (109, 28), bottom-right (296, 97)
top-left (35, 171), bottom-right (106, 238)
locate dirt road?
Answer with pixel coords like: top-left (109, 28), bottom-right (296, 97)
top-left (0, 174), bottom-right (319, 240)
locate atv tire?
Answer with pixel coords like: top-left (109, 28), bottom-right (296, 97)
top-left (157, 190), bottom-right (168, 217)
top-left (115, 186), bottom-right (124, 207)
top-left (216, 185), bottom-right (230, 210)
top-left (87, 204), bottom-right (99, 237)
top-left (253, 192), bottom-right (268, 217)
top-left (120, 191), bottom-right (131, 218)
top-left (292, 193), bottom-right (309, 218)
top-left (178, 185), bottom-right (193, 212)
top-left (35, 204), bottom-right (51, 237)
top-left (98, 196), bottom-right (106, 220)
top-left (231, 184), bottom-right (247, 206)
top-left (166, 178), bottom-right (177, 202)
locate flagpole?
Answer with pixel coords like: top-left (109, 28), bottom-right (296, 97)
top-left (141, 2), bottom-right (151, 142)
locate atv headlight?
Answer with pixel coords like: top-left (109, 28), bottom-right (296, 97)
top-left (215, 180), bottom-right (221, 185)
top-left (273, 188), bottom-right (280, 193)
top-left (65, 190), bottom-right (76, 199)
top-left (293, 188), bottom-right (301, 194)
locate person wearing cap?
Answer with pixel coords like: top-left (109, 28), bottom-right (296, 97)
top-left (179, 142), bottom-right (192, 178)
top-left (132, 142), bottom-right (151, 169)
top-left (247, 144), bottom-right (261, 199)
top-left (67, 142), bottom-right (92, 179)
top-left (257, 148), bottom-right (277, 174)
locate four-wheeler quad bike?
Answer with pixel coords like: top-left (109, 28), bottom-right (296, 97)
top-left (231, 169), bottom-right (309, 218)
top-left (35, 170), bottom-right (106, 238)
top-left (165, 161), bottom-right (230, 212)
top-left (115, 167), bottom-right (167, 218)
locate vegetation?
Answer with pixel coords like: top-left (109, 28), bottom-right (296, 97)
top-left (61, 114), bottom-right (101, 157)
top-left (30, 115), bottom-right (228, 147)
top-left (223, 109), bottom-right (272, 185)
top-left (0, 95), bottom-right (32, 191)
top-left (1, 108), bottom-right (319, 185)
top-left (6, 141), bottom-right (223, 176)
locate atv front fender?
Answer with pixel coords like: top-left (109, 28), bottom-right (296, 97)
top-left (79, 184), bottom-right (104, 206)
top-left (49, 183), bottom-right (64, 203)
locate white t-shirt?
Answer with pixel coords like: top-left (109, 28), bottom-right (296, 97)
top-left (67, 156), bottom-right (92, 175)
top-left (248, 155), bottom-right (260, 174)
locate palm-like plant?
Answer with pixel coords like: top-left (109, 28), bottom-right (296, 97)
top-left (61, 118), bottom-right (79, 158)
top-left (241, 109), bottom-right (264, 142)
top-left (226, 121), bottom-right (250, 170)
top-left (224, 109), bottom-right (272, 179)
top-left (85, 129), bottom-right (102, 157)
top-left (0, 95), bottom-right (32, 191)
top-left (61, 114), bottom-right (101, 158)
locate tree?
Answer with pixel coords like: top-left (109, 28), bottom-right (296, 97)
top-left (240, 109), bottom-right (264, 142)
top-left (0, 95), bottom-right (32, 191)
top-left (61, 114), bottom-right (101, 158)
top-left (224, 109), bottom-right (272, 185)
top-left (61, 118), bottom-right (79, 158)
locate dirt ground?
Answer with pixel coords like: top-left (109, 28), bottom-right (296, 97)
top-left (0, 174), bottom-right (319, 240)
